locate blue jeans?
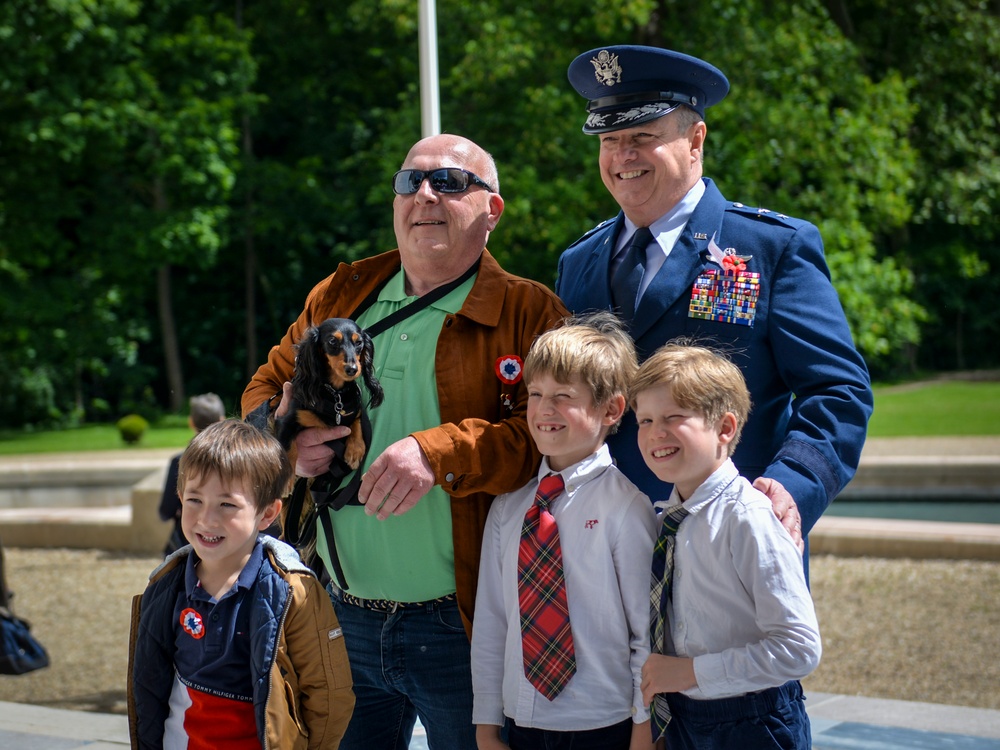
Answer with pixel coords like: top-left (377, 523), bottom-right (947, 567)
top-left (329, 588), bottom-right (476, 750)
top-left (664, 681), bottom-right (811, 750)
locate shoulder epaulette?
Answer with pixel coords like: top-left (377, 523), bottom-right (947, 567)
top-left (566, 217), bottom-right (615, 249)
top-left (726, 202), bottom-right (807, 228)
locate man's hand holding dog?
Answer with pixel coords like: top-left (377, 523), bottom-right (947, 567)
top-left (274, 381), bottom-right (350, 476)
top-left (359, 437), bottom-right (434, 520)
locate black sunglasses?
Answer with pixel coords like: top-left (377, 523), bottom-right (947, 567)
top-left (392, 168), bottom-right (494, 195)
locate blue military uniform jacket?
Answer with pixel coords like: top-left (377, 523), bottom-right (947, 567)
top-left (556, 178), bottom-right (873, 536)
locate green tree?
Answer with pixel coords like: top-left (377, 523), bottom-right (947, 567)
top-left (822, 0), bottom-right (1000, 372)
top-left (2, 0), bottom-right (994, 431)
top-left (0, 0), bottom-right (253, 425)
top-left (680, 0), bottom-right (924, 368)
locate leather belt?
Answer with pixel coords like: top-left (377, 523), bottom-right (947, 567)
top-left (340, 591), bottom-right (457, 614)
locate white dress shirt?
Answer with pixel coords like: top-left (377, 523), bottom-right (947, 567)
top-left (471, 445), bottom-right (657, 730)
top-left (659, 459), bottom-right (822, 700)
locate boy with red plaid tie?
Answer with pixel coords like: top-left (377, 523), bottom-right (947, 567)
top-left (472, 312), bottom-right (657, 750)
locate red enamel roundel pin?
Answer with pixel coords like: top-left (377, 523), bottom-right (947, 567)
top-left (495, 355), bottom-right (523, 385)
top-left (180, 608), bottom-right (206, 639)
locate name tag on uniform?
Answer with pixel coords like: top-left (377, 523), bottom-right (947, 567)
top-left (688, 269), bottom-right (760, 327)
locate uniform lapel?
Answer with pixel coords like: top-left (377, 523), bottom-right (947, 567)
top-left (630, 179), bottom-right (728, 341)
top-left (582, 214), bottom-right (625, 309)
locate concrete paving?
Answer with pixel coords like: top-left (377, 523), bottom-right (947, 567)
top-left (2, 693), bottom-right (999, 749)
top-left (2, 437), bottom-right (999, 560)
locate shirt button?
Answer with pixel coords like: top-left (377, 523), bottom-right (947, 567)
top-left (400, 333), bottom-right (408, 341)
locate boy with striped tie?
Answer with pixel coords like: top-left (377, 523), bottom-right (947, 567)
top-left (632, 343), bottom-right (821, 749)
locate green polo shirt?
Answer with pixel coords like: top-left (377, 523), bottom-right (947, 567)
top-left (317, 267), bottom-right (476, 601)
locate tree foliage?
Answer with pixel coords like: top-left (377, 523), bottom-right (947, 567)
top-left (822, 0), bottom-right (1000, 370)
top-left (0, 0), bottom-right (996, 429)
top-left (0, 0), bottom-right (253, 423)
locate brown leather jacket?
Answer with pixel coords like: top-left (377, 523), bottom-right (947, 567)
top-left (242, 249), bottom-right (568, 634)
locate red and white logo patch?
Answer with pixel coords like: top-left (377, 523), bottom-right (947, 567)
top-left (180, 608), bottom-right (206, 639)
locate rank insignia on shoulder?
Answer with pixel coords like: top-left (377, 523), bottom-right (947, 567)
top-left (567, 218), bottom-right (615, 248)
top-left (729, 202), bottom-right (798, 226)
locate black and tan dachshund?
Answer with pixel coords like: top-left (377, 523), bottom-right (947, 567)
top-left (274, 319), bottom-right (385, 583)
top-left (275, 317), bottom-right (385, 472)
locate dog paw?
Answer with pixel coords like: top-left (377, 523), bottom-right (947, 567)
top-left (344, 442), bottom-right (365, 471)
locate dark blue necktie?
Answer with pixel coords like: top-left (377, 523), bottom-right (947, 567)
top-left (611, 226), bottom-right (653, 321)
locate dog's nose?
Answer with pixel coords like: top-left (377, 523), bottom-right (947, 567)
top-left (344, 362), bottom-right (359, 376)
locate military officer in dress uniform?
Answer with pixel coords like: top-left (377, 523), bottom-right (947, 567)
top-left (556, 45), bottom-right (873, 559)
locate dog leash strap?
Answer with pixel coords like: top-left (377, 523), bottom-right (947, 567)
top-left (317, 509), bottom-right (350, 592)
top-left (349, 256), bottom-right (482, 339)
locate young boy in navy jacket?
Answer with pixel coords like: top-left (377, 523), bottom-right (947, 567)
top-left (129, 419), bottom-right (354, 749)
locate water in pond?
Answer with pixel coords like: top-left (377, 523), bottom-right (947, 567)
top-left (826, 499), bottom-right (1000, 524)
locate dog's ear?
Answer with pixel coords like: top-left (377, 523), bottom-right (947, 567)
top-left (294, 325), bottom-right (326, 397)
top-left (360, 330), bottom-right (385, 408)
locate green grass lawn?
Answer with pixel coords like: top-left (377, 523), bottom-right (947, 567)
top-left (0, 424), bottom-right (192, 455)
top-left (0, 378), bottom-right (996, 455)
top-left (867, 380), bottom-right (1000, 437)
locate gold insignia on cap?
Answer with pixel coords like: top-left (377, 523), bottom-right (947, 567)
top-left (590, 50), bottom-right (622, 87)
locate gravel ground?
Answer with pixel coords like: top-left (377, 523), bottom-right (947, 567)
top-left (0, 548), bottom-right (997, 715)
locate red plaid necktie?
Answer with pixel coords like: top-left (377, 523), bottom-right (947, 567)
top-left (517, 473), bottom-right (576, 700)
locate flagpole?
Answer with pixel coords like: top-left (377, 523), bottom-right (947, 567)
top-left (418, 0), bottom-right (441, 137)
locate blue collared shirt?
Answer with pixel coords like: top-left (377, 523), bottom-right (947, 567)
top-left (171, 537), bottom-right (266, 700)
top-left (611, 179), bottom-right (706, 301)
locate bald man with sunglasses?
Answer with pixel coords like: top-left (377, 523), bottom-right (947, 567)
top-left (244, 134), bottom-right (567, 750)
